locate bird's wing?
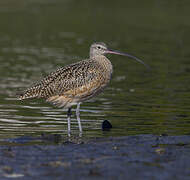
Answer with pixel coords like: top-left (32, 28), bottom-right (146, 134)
top-left (19, 59), bottom-right (104, 100)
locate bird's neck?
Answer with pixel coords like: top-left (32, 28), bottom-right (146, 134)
top-left (92, 55), bottom-right (113, 74)
top-left (91, 55), bottom-right (110, 63)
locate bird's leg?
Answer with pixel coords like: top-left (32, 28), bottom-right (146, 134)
top-left (67, 108), bottom-right (72, 137)
top-left (76, 103), bottom-right (82, 137)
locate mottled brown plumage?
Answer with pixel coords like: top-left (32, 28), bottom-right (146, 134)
top-left (19, 42), bottom-right (147, 137)
top-left (19, 55), bottom-right (112, 108)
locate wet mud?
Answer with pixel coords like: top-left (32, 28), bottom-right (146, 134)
top-left (0, 134), bottom-right (190, 179)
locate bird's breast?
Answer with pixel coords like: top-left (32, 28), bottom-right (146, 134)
top-left (94, 56), bottom-right (113, 76)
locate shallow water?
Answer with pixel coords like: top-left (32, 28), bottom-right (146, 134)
top-left (0, 0), bottom-right (190, 140)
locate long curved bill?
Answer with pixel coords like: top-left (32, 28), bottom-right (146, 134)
top-left (106, 49), bottom-right (150, 70)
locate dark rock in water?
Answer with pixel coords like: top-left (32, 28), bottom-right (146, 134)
top-left (102, 120), bottom-right (112, 131)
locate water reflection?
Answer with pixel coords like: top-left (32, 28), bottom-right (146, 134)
top-left (0, 0), bottom-right (190, 141)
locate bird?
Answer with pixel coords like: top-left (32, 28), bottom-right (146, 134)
top-left (19, 42), bottom-right (148, 137)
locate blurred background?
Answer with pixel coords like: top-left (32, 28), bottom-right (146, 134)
top-left (0, 0), bottom-right (190, 140)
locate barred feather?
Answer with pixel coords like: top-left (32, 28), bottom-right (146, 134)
top-left (18, 57), bottom-right (113, 105)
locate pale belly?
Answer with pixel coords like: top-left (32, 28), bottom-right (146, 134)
top-left (46, 76), bottom-right (111, 108)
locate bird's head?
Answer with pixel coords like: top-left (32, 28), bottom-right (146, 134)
top-left (90, 42), bottom-right (149, 69)
top-left (90, 42), bottom-right (108, 57)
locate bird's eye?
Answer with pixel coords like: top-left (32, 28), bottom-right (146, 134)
top-left (97, 46), bottom-right (101, 49)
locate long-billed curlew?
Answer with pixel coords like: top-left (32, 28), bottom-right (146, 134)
top-left (19, 42), bottom-right (148, 137)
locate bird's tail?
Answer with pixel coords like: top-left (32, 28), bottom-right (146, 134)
top-left (18, 84), bottom-right (42, 100)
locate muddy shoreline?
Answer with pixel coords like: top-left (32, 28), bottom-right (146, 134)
top-left (0, 135), bottom-right (190, 179)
